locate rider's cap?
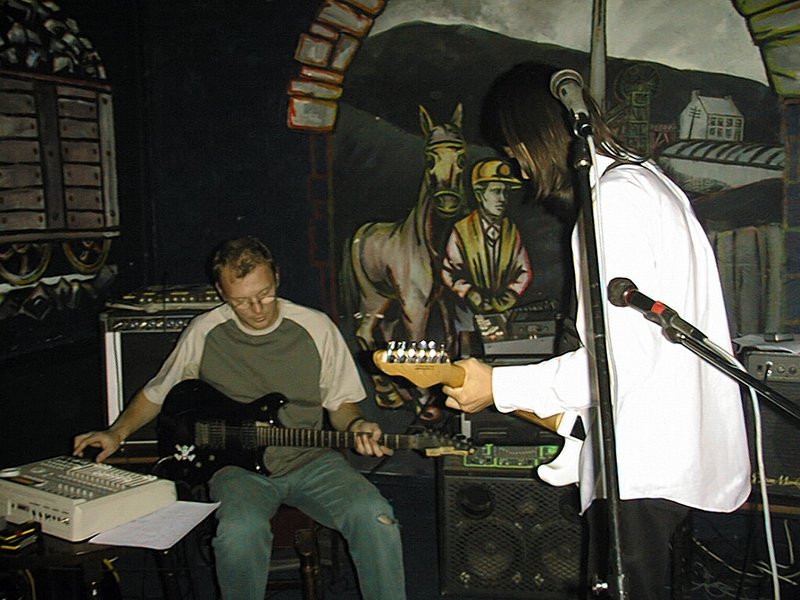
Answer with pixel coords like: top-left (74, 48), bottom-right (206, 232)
top-left (472, 159), bottom-right (522, 187)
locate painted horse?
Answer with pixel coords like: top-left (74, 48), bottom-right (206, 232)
top-left (342, 104), bottom-right (468, 408)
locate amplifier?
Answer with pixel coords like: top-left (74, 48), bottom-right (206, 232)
top-left (742, 350), bottom-right (800, 503)
top-left (105, 283), bottom-right (220, 313)
top-left (744, 351), bottom-right (800, 384)
top-left (101, 307), bottom-right (203, 452)
top-left (473, 314), bottom-right (556, 357)
top-left (461, 407), bottom-right (562, 447)
top-left (438, 454), bottom-right (584, 598)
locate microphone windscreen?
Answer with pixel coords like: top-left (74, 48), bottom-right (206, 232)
top-left (607, 277), bottom-right (636, 307)
top-left (549, 69), bottom-right (583, 98)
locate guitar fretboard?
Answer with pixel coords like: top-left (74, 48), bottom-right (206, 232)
top-left (193, 420), bottom-right (461, 453)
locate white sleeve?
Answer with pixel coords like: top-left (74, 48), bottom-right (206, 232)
top-left (492, 347), bottom-right (593, 417)
top-left (141, 323), bottom-right (203, 405)
top-left (318, 318), bottom-right (367, 410)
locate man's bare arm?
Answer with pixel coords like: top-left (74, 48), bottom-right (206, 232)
top-left (328, 401), bottom-right (393, 458)
top-left (73, 389), bottom-right (162, 462)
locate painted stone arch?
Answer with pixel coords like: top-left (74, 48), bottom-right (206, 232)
top-left (0, 0), bottom-right (118, 286)
top-left (284, 0), bottom-right (387, 314)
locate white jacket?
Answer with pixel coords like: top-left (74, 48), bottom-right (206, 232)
top-left (493, 154), bottom-right (751, 513)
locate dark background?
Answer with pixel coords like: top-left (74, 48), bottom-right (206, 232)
top-left (1, 0), bottom-right (327, 467)
top-left (0, 1), bottom-right (786, 467)
top-left (0, 3), bottom-right (795, 599)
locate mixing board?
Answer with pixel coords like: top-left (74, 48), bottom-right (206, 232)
top-left (0, 456), bottom-right (176, 542)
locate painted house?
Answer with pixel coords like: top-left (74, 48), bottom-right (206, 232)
top-left (678, 90), bottom-right (744, 141)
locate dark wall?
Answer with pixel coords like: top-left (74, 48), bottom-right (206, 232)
top-left (56, 0), bottom-right (325, 306)
top-left (1, 0), bottom-right (326, 467)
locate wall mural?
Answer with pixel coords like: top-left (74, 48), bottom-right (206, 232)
top-left (0, 0), bottom-right (117, 358)
top-left (285, 0), bottom-right (799, 418)
top-left (442, 158), bottom-right (532, 316)
top-left (340, 103), bottom-right (467, 408)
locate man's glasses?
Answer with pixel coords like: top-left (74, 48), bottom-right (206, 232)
top-left (226, 288), bottom-right (278, 310)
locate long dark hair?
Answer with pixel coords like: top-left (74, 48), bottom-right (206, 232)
top-left (481, 61), bottom-right (637, 202)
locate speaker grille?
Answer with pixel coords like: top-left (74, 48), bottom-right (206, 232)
top-left (439, 468), bottom-right (584, 598)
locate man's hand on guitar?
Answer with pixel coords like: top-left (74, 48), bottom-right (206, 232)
top-left (351, 419), bottom-right (394, 458)
top-left (442, 357), bottom-right (495, 414)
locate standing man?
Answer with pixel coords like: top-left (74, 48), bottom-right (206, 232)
top-left (75, 236), bottom-right (406, 600)
top-left (442, 62), bottom-right (750, 599)
top-left (442, 158), bottom-right (533, 315)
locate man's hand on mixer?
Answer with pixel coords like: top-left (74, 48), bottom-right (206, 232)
top-left (73, 429), bottom-right (123, 462)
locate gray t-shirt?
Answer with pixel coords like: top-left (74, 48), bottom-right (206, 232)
top-left (143, 299), bottom-right (366, 476)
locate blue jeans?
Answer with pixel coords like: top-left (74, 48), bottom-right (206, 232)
top-left (208, 451), bottom-right (406, 600)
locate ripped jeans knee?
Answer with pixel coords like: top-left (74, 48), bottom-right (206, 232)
top-left (377, 513), bottom-right (396, 526)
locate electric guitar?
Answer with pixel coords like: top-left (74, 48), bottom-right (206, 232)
top-left (156, 379), bottom-right (475, 485)
top-left (372, 342), bottom-right (584, 486)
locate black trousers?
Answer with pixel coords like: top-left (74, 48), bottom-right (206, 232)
top-left (586, 498), bottom-right (690, 600)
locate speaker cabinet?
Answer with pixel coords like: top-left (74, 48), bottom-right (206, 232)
top-left (742, 350), bottom-right (800, 504)
top-left (101, 308), bottom-right (202, 451)
top-left (439, 456), bottom-right (585, 599)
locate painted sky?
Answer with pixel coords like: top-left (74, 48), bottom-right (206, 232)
top-left (371, 0), bottom-right (769, 85)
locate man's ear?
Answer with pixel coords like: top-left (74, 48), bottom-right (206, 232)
top-left (215, 283), bottom-right (224, 299)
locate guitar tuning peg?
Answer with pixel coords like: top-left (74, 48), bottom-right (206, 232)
top-left (415, 340), bottom-right (426, 363)
top-left (426, 341), bottom-right (437, 362)
top-left (397, 341), bottom-right (407, 362)
top-left (437, 343), bottom-right (447, 363)
top-left (386, 341), bottom-right (397, 363)
top-left (408, 341), bottom-right (419, 362)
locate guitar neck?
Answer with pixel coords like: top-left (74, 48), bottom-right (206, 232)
top-left (195, 421), bottom-right (428, 452)
top-left (431, 362), bottom-right (465, 387)
top-left (256, 427), bottom-right (421, 450)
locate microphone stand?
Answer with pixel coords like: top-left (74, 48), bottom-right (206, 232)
top-left (570, 123), bottom-right (628, 600)
top-left (662, 327), bottom-right (800, 426)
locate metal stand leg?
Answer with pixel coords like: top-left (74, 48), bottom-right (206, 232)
top-left (295, 528), bottom-right (323, 600)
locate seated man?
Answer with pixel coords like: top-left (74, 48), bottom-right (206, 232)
top-left (74, 236), bottom-right (406, 600)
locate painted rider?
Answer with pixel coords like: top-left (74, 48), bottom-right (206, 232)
top-left (442, 158), bottom-right (533, 314)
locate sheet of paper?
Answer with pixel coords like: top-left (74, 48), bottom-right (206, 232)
top-left (90, 501), bottom-right (219, 551)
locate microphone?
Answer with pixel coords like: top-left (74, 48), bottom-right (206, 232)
top-left (607, 277), bottom-right (705, 342)
top-left (549, 69), bottom-right (592, 136)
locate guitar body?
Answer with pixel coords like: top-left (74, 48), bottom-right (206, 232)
top-left (156, 379), bottom-right (286, 485)
top-left (155, 379), bottom-right (473, 487)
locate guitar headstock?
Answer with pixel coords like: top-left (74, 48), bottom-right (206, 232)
top-left (412, 429), bottom-right (475, 457)
top-left (372, 340), bottom-right (463, 388)
top-left (379, 340), bottom-right (450, 364)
